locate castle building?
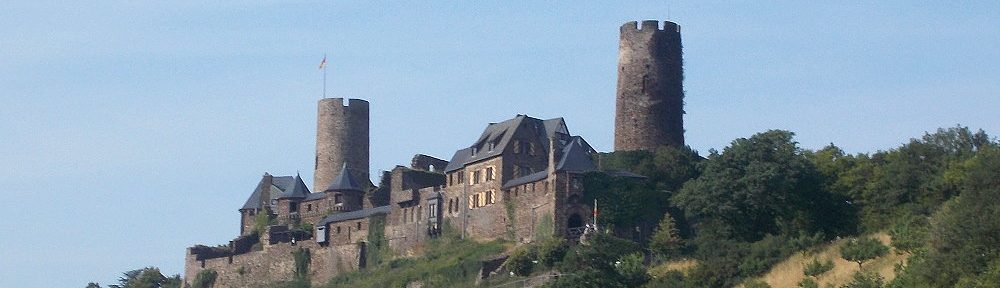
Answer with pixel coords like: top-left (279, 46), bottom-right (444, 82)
top-left (185, 19), bottom-right (681, 286)
top-left (614, 20), bottom-right (686, 151)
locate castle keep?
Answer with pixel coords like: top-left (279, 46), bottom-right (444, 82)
top-left (185, 20), bottom-right (686, 286)
top-left (614, 20), bottom-right (685, 151)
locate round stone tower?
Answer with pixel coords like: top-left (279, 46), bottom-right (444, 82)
top-left (314, 98), bottom-right (370, 192)
top-left (614, 20), bottom-right (685, 151)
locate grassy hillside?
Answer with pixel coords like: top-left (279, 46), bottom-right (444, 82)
top-left (318, 234), bottom-right (509, 288)
top-left (752, 233), bottom-right (908, 288)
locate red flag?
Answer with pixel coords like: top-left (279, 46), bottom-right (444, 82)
top-left (318, 56), bottom-right (327, 70)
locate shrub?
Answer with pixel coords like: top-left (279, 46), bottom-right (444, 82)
top-left (616, 253), bottom-right (649, 287)
top-left (841, 271), bottom-right (883, 288)
top-left (840, 237), bottom-right (888, 269)
top-left (743, 279), bottom-right (773, 288)
top-left (798, 277), bottom-right (819, 288)
top-left (803, 258), bottom-right (835, 278)
top-left (190, 269), bottom-right (218, 288)
top-left (536, 237), bottom-right (567, 268)
top-left (503, 245), bottom-right (538, 276)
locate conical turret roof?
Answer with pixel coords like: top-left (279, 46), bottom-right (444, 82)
top-left (325, 163), bottom-right (363, 193)
top-left (278, 173), bottom-right (310, 199)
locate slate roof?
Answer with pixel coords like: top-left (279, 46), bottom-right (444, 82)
top-left (277, 174), bottom-right (311, 199)
top-left (324, 163), bottom-right (363, 192)
top-left (316, 205), bottom-right (391, 226)
top-left (500, 136), bottom-right (598, 189)
top-left (241, 175), bottom-right (295, 210)
top-left (444, 115), bottom-right (569, 173)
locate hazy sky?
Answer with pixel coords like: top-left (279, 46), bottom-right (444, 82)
top-left (2, 1), bottom-right (998, 286)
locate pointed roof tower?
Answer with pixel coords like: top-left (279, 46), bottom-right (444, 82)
top-left (278, 173), bottom-right (311, 199)
top-left (324, 163), bottom-right (363, 193)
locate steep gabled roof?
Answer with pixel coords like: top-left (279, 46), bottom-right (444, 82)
top-left (445, 115), bottom-right (570, 173)
top-left (556, 136), bottom-right (597, 172)
top-left (500, 136), bottom-right (598, 189)
top-left (278, 174), bottom-right (311, 199)
top-left (241, 175), bottom-right (294, 210)
top-left (325, 163), bottom-right (362, 193)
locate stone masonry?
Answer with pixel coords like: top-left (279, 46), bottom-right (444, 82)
top-left (614, 20), bottom-right (685, 151)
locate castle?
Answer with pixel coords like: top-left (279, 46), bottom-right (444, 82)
top-left (184, 20), bottom-right (685, 287)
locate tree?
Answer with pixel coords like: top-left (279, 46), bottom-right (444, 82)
top-left (648, 212), bottom-right (682, 259)
top-left (672, 130), bottom-right (832, 242)
top-left (841, 271), bottom-right (884, 288)
top-left (840, 237), bottom-right (888, 269)
top-left (803, 258), bottom-right (834, 278)
top-left (108, 267), bottom-right (181, 288)
top-left (86, 283), bottom-right (102, 288)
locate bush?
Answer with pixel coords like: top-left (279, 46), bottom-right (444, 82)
top-left (739, 235), bottom-right (794, 276)
top-left (798, 277), bottom-right (819, 288)
top-left (803, 258), bottom-right (835, 278)
top-left (743, 279), bottom-right (773, 288)
top-left (841, 271), bottom-right (884, 288)
top-left (616, 253), bottom-right (648, 287)
top-left (536, 237), bottom-right (568, 268)
top-left (190, 269), bottom-right (218, 288)
top-left (503, 245), bottom-right (538, 276)
top-left (840, 237), bottom-right (888, 269)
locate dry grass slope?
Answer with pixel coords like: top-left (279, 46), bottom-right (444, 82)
top-left (754, 233), bottom-right (909, 288)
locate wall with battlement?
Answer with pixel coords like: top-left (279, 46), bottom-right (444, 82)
top-left (614, 20), bottom-right (685, 151)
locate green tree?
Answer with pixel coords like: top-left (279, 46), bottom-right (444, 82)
top-left (803, 258), bottom-right (835, 278)
top-left (887, 213), bottom-right (929, 254)
top-left (892, 146), bottom-right (1000, 287)
top-left (86, 283), bottom-right (102, 288)
top-left (840, 237), bottom-right (889, 269)
top-left (672, 130), bottom-right (834, 242)
top-left (190, 269), bottom-right (218, 288)
top-left (648, 212), bottom-right (682, 260)
top-left (108, 267), bottom-right (181, 288)
top-left (841, 271), bottom-right (884, 288)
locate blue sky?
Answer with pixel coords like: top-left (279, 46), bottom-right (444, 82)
top-left (2, 1), bottom-right (998, 286)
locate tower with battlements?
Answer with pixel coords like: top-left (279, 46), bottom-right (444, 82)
top-left (314, 98), bottom-right (370, 192)
top-left (614, 20), bottom-right (685, 151)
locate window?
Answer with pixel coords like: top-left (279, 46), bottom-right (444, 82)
top-left (289, 202), bottom-right (298, 213)
top-left (448, 198), bottom-right (453, 213)
top-left (486, 167), bottom-right (495, 181)
top-left (336, 226), bottom-right (341, 234)
top-left (334, 194), bottom-right (343, 204)
top-left (306, 204), bottom-right (312, 212)
top-left (417, 205), bottom-right (422, 220)
top-left (357, 222), bottom-right (362, 230)
top-left (458, 172), bottom-right (464, 184)
top-left (513, 141), bottom-right (520, 154)
top-left (472, 170), bottom-right (481, 184)
top-left (486, 190), bottom-right (496, 205)
top-left (428, 203), bottom-right (436, 219)
top-left (470, 194), bottom-right (480, 208)
top-left (572, 177), bottom-right (582, 189)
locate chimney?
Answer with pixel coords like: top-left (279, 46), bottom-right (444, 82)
top-left (261, 172), bottom-right (274, 210)
top-left (547, 136), bottom-right (558, 177)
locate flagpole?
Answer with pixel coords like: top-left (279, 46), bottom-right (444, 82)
top-left (320, 54), bottom-right (328, 98)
